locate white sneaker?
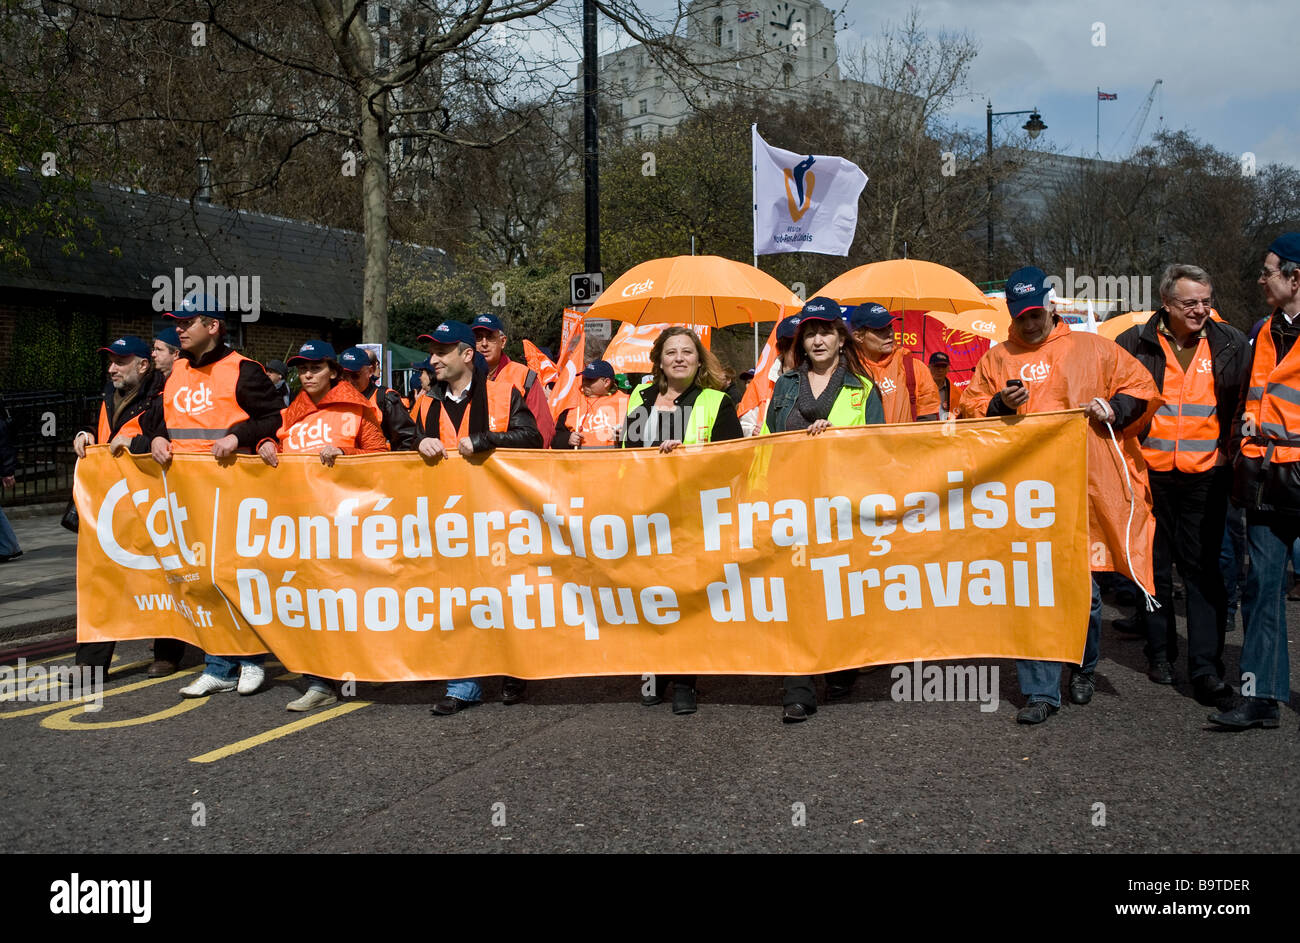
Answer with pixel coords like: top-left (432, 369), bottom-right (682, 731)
top-left (179, 673), bottom-right (237, 698)
top-left (286, 688), bottom-right (338, 712)
top-left (237, 663), bottom-right (265, 695)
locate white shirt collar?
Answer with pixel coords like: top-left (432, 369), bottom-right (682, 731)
top-left (445, 374), bottom-right (473, 403)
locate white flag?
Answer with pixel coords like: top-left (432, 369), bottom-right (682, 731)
top-left (752, 125), bottom-right (868, 257)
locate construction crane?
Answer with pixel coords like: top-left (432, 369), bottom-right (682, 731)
top-left (1112, 79), bottom-right (1163, 158)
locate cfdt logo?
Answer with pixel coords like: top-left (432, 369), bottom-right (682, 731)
top-left (95, 479), bottom-right (200, 572)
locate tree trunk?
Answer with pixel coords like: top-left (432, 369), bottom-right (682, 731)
top-left (360, 83), bottom-right (390, 344)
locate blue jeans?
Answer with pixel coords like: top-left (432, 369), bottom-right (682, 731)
top-left (0, 505), bottom-right (19, 557)
top-left (446, 678), bottom-right (482, 702)
top-left (1220, 504), bottom-right (1247, 622)
top-left (204, 654), bottom-right (266, 680)
top-left (1017, 576), bottom-right (1102, 708)
top-left (1241, 517), bottom-right (1295, 702)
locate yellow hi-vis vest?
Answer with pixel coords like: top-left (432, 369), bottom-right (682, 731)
top-left (621, 383), bottom-right (725, 446)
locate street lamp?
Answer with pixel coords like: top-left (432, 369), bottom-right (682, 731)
top-left (986, 103), bottom-right (1047, 282)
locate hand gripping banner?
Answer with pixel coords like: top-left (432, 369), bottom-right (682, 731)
top-left (75, 412), bottom-right (1092, 681)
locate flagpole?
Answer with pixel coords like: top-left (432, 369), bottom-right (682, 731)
top-left (752, 123), bottom-right (760, 364)
top-left (1095, 87), bottom-right (1100, 157)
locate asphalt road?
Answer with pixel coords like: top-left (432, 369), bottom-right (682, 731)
top-left (2, 594), bottom-right (1296, 855)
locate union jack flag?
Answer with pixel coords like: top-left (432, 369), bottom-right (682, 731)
top-left (738, 10), bottom-right (759, 21)
top-left (1098, 91), bottom-right (1118, 100)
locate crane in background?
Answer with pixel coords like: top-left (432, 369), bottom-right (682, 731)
top-left (1112, 79), bottom-right (1163, 158)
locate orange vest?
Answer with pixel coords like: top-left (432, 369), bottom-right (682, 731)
top-left (1140, 334), bottom-right (1218, 473)
top-left (435, 379), bottom-right (514, 450)
top-left (278, 402), bottom-right (368, 454)
top-left (491, 359), bottom-right (535, 395)
top-left (97, 401), bottom-right (144, 443)
top-left (363, 384), bottom-right (398, 426)
top-left (1242, 322), bottom-right (1300, 463)
top-left (574, 392), bottom-right (629, 448)
top-left (163, 353), bottom-right (252, 453)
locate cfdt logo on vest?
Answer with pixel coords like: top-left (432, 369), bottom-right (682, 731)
top-left (172, 382), bottom-right (215, 417)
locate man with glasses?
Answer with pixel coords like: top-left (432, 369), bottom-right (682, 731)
top-left (139, 293), bottom-right (287, 698)
top-left (1114, 265), bottom-right (1248, 710)
top-left (1210, 233), bottom-right (1300, 729)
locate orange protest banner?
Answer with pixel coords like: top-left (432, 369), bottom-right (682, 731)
top-left (600, 321), bottom-right (713, 375)
top-left (75, 412), bottom-right (1091, 680)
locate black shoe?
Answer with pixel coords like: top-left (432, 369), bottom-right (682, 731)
top-left (1192, 675), bottom-right (1233, 708)
top-left (1208, 696), bottom-right (1279, 729)
top-left (826, 675), bottom-right (857, 700)
top-left (1147, 660), bottom-right (1174, 685)
top-left (1112, 615), bottom-right (1145, 638)
top-left (0, 551), bottom-right (22, 563)
top-left (1016, 700), bottom-right (1058, 724)
top-left (640, 678), bottom-right (664, 706)
top-left (501, 678), bottom-right (527, 705)
top-left (672, 686), bottom-right (698, 715)
top-left (1068, 670), bottom-right (1095, 705)
top-left (431, 696), bottom-right (476, 716)
top-left (782, 703), bottom-right (816, 723)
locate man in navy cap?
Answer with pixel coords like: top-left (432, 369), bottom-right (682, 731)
top-left (413, 321), bottom-right (543, 715)
top-left (1210, 233), bottom-right (1300, 729)
top-left (927, 351), bottom-right (961, 419)
top-left (338, 345), bottom-right (415, 450)
top-left (139, 293), bottom-right (285, 698)
top-left (470, 313), bottom-right (556, 447)
top-left (553, 360), bottom-right (628, 449)
top-left (73, 336), bottom-right (185, 677)
top-left (850, 303), bottom-right (941, 423)
top-left (152, 327), bottom-right (181, 379)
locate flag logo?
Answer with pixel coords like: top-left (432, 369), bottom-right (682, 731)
top-left (783, 156), bottom-right (816, 222)
top-left (738, 10), bottom-right (759, 21)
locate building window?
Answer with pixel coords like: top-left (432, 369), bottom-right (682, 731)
top-left (615, 103), bottom-right (623, 118)
top-left (380, 37), bottom-right (390, 59)
top-left (728, 29), bottom-right (733, 43)
top-left (634, 126), bottom-right (642, 140)
top-left (638, 98), bottom-right (648, 114)
top-left (853, 93), bottom-right (862, 106)
top-left (378, 6), bottom-right (390, 25)
top-left (782, 63), bottom-right (793, 88)
top-left (823, 47), bottom-right (828, 59)
top-left (713, 16), bottom-right (723, 46)
top-left (655, 74), bottom-right (663, 87)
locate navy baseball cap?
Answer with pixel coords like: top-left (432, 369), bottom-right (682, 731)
top-left (265, 360), bottom-right (289, 376)
top-left (928, 351), bottom-right (951, 366)
top-left (1005, 266), bottom-right (1053, 317)
top-left (99, 335), bottom-right (150, 359)
top-left (338, 346), bottom-right (371, 371)
top-left (776, 315), bottom-right (803, 340)
top-left (165, 292), bottom-right (226, 321)
top-left (850, 302), bottom-right (893, 330)
top-left (420, 321), bottom-right (476, 348)
top-left (582, 360), bottom-right (616, 381)
top-left (798, 296), bottom-right (843, 323)
top-left (154, 327), bottom-right (181, 349)
top-left (471, 313), bottom-right (505, 334)
top-left (1267, 233), bottom-right (1300, 265)
top-left (287, 340), bottom-right (337, 364)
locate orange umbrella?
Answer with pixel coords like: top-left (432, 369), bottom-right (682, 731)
top-left (814, 259), bottom-right (998, 314)
top-left (585, 255), bottom-right (802, 327)
top-left (1098, 311), bottom-right (1155, 341)
top-left (947, 297), bottom-right (1011, 341)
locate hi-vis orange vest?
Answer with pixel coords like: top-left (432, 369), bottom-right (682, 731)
top-left (1242, 322), bottom-right (1300, 464)
top-left (162, 353), bottom-right (251, 452)
top-left (492, 359), bottom-right (536, 395)
top-left (574, 392), bottom-right (629, 448)
top-left (96, 402), bottom-right (144, 443)
top-left (278, 402), bottom-right (368, 454)
top-left (1140, 333), bottom-right (1219, 473)
top-left (435, 379), bottom-right (514, 450)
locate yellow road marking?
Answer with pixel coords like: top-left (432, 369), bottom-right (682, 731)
top-left (189, 700), bottom-right (372, 764)
top-left (40, 696), bottom-right (206, 730)
top-left (2, 652), bottom-right (75, 668)
top-left (0, 666), bottom-right (201, 719)
top-left (0, 659), bottom-right (151, 702)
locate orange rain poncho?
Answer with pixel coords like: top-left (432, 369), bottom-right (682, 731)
top-left (864, 346), bottom-right (942, 423)
top-left (959, 320), bottom-right (1162, 591)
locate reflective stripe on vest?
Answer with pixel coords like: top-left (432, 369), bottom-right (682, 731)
top-left (1242, 322), bottom-right (1300, 462)
top-left (760, 375), bottom-right (876, 434)
top-left (622, 384), bottom-right (725, 446)
top-left (575, 392), bottom-right (629, 448)
top-left (163, 353), bottom-right (251, 452)
top-left (436, 379), bottom-right (514, 450)
top-left (279, 403), bottom-right (367, 454)
top-left (1140, 333), bottom-right (1218, 473)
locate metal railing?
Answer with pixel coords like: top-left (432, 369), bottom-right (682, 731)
top-left (0, 390), bottom-right (101, 507)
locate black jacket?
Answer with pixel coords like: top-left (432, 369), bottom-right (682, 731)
top-left (618, 383), bottom-right (743, 447)
top-left (365, 380), bottom-right (417, 451)
top-left (1114, 309), bottom-right (1250, 459)
top-left (140, 345), bottom-right (285, 450)
top-left (412, 373), bottom-right (542, 453)
top-left (81, 370), bottom-right (166, 453)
